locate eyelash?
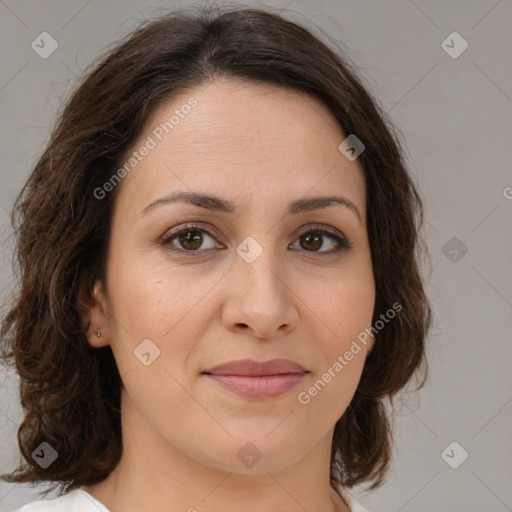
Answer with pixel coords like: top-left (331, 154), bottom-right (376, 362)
top-left (159, 223), bottom-right (353, 257)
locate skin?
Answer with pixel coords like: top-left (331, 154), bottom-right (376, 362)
top-left (81, 78), bottom-right (375, 512)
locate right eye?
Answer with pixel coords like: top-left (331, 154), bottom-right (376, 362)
top-left (160, 223), bottom-right (224, 254)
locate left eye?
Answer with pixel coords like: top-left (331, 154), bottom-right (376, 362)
top-left (161, 224), bottom-right (351, 255)
top-left (290, 230), bottom-right (348, 253)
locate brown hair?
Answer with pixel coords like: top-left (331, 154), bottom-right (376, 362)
top-left (1, 4), bottom-right (432, 497)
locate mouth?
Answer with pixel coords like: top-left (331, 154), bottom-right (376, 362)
top-left (202, 358), bottom-right (308, 399)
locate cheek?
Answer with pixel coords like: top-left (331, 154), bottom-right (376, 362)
top-left (104, 249), bottom-right (219, 389)
top-left (296, 281), bottom-right (373, 415)
top-left (296, 354), bottom-right (365, 435)
top-left (311, 271), bottom-right (375, 347)
top-left (106, 245), bottom-right (203, 335)
top-left (297, 276), bottom-right (374, 414)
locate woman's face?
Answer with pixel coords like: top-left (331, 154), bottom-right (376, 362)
top-left (88, 78), bottom-right (375, 474)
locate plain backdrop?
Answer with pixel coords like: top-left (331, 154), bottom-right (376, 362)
top-left (0, 1), bottom-right (511, 511)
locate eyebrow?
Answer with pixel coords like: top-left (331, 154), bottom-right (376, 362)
top-left (141, 191), bottom-right (363, 224)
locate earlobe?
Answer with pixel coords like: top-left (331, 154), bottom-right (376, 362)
top-left (87, 327), bottom-right (109, 348)
top-left (87, 328), bottom-right (110, 348)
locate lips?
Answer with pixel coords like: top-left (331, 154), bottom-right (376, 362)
top-left (202, 358), bottom-right (308, 399)
top-left (203, 358), bottom-right (307, 376)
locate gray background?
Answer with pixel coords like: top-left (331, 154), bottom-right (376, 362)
top-left (0, 0), bottom-right (511, 510)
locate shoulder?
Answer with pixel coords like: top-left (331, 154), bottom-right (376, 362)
top-left (11, 488), bottom-right (110, 512)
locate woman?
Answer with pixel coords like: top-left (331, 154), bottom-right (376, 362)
top-left (1, 4), bottom-right (432, 511)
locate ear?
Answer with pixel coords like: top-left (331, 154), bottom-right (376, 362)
top-left (77, 279), bottom-right (110, 348)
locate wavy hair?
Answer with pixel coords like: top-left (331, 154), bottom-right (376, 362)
top-left (1, 4), bottom-right (432, 496)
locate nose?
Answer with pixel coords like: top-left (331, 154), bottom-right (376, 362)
top-left (221, 242), bottom-right (299, 339)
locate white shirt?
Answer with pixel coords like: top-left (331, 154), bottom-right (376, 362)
top-left (12, 485), bottom-right (369, 512)
top-left (11, 488), bottom-right (109, 512)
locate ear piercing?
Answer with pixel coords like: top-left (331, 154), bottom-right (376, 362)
top-left (97, 329), bottom-right (101, 337)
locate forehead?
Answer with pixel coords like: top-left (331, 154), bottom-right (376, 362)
top-left (115, 78), bottom-right (366, 220)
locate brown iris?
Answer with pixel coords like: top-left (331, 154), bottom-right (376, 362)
top-left (299, 233), bottom-right (322, 251)
top-left (178, 229), bottom-right (203, 250)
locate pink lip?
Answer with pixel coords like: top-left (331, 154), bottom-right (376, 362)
top-left (202, 358), bottom-right (308, 399)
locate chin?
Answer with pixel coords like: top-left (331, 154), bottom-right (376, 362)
top-left (193, 429), bottom-right (312, 474)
